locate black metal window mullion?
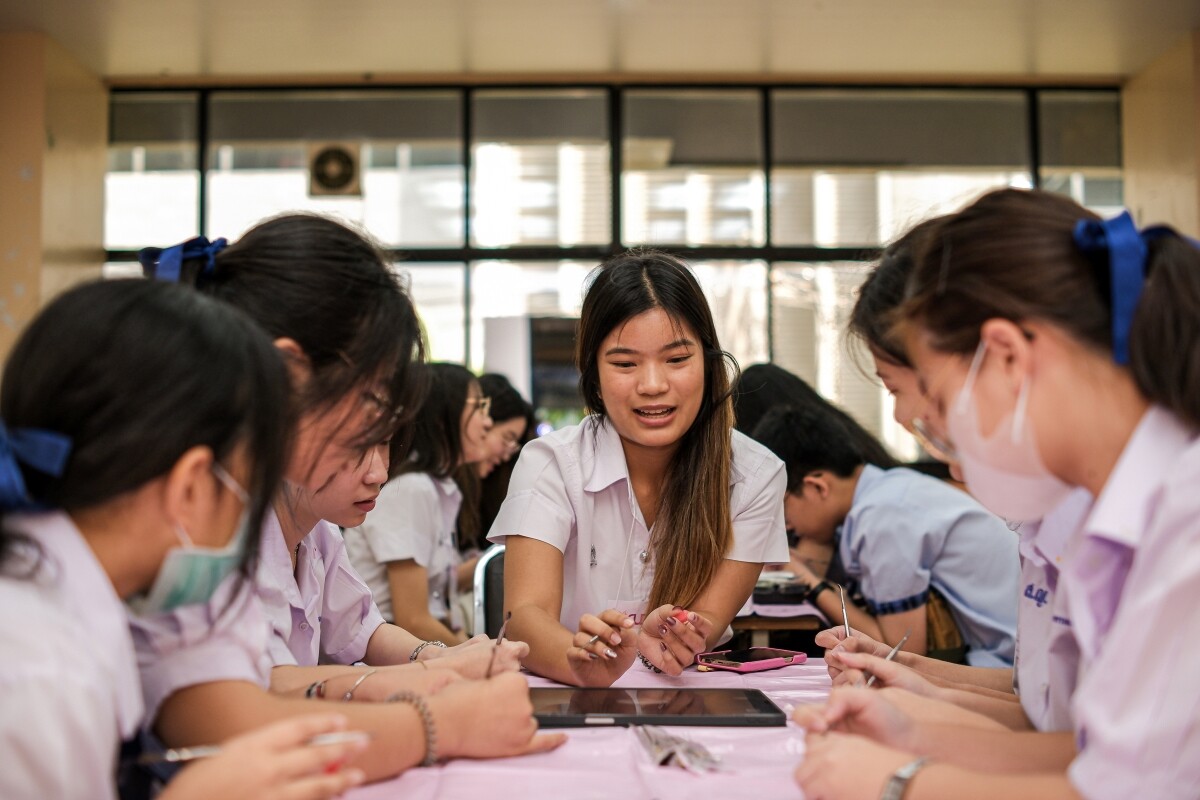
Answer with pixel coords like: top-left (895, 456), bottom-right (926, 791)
top-left (197, 89), bottom-right (211, 237)
top-left (461, 87), bottom-right (473, 365)
top-left (609, 86), bottom-right (623, 255)
top-left (1027, 88), bottom-right (1043, 191)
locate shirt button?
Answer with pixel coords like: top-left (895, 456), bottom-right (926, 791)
top-left (432, 591), bottom-right (442, 599)
top-left (299, 622), bottom-right (310, 631)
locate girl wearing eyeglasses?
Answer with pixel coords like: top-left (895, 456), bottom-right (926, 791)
top-left (794, 188), bottom-right (1200, 799)
top-left (345, 363), bottom-right (493, 645)
top-left (135, 218), bottom-right (563, 784)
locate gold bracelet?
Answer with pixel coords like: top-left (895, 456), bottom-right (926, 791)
top-left (386, 690), bottom-right (438, 767)
top-left (341, 669), bottom-right (378, 702)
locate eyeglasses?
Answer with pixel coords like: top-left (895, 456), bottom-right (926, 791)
top-left (910, 417), bottom-right (959, 464)
top-left (467, 395), bottom-right (492, 418)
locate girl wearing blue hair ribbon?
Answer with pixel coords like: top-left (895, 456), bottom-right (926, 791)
top-left (0, 279), bottom-right (370, 799)
top-left (791, 188), bottom-right (1200, 800)
top-left (136, 214), bottom-right (563, 785)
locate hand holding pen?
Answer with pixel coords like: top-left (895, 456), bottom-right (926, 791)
top-left (485, 611), bottom-right (512, 679)
top-left (148, 715), bottom-right (369, 800)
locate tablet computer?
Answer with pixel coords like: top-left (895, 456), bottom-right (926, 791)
top-left (530, 687), bottom-right (786, 728)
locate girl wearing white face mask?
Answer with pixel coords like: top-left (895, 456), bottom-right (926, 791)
top-left (345, 363), bottom-right (493, 644)
top-left (792, 189), bottom-right (1200, 800)
top-left (814, 218), bottom-right (1091, 737)
top-left (0, 280), bottom-right (368, 800)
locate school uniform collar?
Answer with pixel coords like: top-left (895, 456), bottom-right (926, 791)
top-left (850, 463), bottom-right (886, 506)
top-left (8, 511), bottom-right (144, 737)
top-left (433, 474), bottom-right (462, 501)
top-left (581, 415), bottom-right (747, 493)
top-left (1084, 406), bottom-right (1195, 549)
top-left (1021, 488), bottom-right (1093, 567)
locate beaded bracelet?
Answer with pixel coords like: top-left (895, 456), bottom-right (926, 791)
top-left (305, 679), bottom-right (327, 699)
top-left (342, 669), bottom-right (377, 701)
top-left (637, 651), bottom-right (664, 674)
top-left (386, 690), bottom-right (438, 767)
top-left (408, 640), bottom-right (447, 662)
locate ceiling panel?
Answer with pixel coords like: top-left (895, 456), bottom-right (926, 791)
top-left (0, 0), bottom-right (1197, 81)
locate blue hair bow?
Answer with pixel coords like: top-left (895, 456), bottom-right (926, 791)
top-left (0, 421), bottom-right (72, 512)
top-left (138, 236), bottom-right (228, 283)
top-left (1071, 211), bottom-right (1180, 366)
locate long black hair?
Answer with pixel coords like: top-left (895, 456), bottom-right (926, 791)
top-left (398, 363), bottom-right (479, 480)
top-left (141, 214), bottom-right (426, 459)
top-left (1, 280), bottom-right (290, 579)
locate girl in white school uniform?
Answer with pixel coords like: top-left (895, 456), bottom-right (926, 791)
top-left (491, 250), bottom-right (789, 687)
top-left (0, 280), bottom-right (368, 800)
top-left (793, 189), bottom-right (1200, 800)
top-left (344, 363), bottom-right (493, 644)
top-left (134, 217), bottom-right (563, 784)
top-left (817, 216), bottom-right (1090, 734)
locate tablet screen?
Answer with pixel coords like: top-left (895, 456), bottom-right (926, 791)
top-left (530, 687), bottom-right (785, 728)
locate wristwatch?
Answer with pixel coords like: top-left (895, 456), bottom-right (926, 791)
top-left (803, 579), bottom-right (833, 605)
top-left (880, 757), bottom-right (928, 800)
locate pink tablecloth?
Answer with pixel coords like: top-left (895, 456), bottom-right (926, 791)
top-left (347, 660), bottom-right (831, 800)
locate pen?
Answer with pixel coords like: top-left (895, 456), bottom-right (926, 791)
top-left (138, 731), bottom-right (373, 765)
top-left (839, 585), bottom-right (851, 639)
top-left (865, 630), bottom-right (911, 688)
top-left (486, 610), bottom-right (513, 679)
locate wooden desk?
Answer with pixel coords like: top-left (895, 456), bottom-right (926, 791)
top-left (732, 613), bottom-right (823, 647)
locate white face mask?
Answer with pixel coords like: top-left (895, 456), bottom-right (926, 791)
top-left (945, 342), bottom-right (1074, 523)
top-left (127, 465), bottom-right (251, 616)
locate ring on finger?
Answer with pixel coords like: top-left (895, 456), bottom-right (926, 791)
top-left (584, 634), bottom-right (602, 647)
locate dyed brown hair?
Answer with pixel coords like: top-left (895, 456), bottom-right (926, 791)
top-left (577, 250), bottom-right (737, 610)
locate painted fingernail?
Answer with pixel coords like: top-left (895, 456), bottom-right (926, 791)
top-left (659, 625), bottom-right (669, 636)
top-left (588, 652), bottom-right (599, 660)
top-left (667, 616), bottom-right (677, 626)
top-left (687, 612), bottom-right (698, 624)
top-left (605, 648), bottom-right (618, 659)
top-left (660, 642), bottom-right (669, 652)
top-left (611, 633), bottom-right (622, 645)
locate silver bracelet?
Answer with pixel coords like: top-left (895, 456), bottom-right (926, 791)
top-left (386, 690), bottom-right (438, 767)
top-left (409, 640), bottom-right (447, 662)
top-left (341, 668), bottom-right (377, 701)
top-left (879, 756), bottom-right (928, 800)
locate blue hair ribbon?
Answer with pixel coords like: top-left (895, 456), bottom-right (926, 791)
top-left (0, 421), bottom-right (72, 512)
top-left (1072, 211), bottom-right (1151, 366)
top-left (138, 236), bottom-right (228, 283)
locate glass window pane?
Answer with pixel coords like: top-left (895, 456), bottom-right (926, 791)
top-left (771, 261), bottom-right (918, 460)
top-left (470, 260), bottom-right (591, 429)
top-left (1038, 91), bottom-right (1123, 216)
top-left (470, 90), bottom-right (611, 247)
top-left (206, 91), bottom-right (464, 246)
top-left (395, 263), bottom-right (466, 364)
top-left (771, 90), bottom-right (1031, 246)
top-left (623, 90), bottom-right (765, 246)
top-left (690, 261), bottom-right (768, 368)
top-left (106, 93), bottom-right (200, 249)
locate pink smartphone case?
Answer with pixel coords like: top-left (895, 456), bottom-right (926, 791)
top-left (695, 647), bottom-right (807, 673)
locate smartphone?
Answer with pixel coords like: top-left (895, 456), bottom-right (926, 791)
top-left (695, 647), bottom-right (807, 673)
